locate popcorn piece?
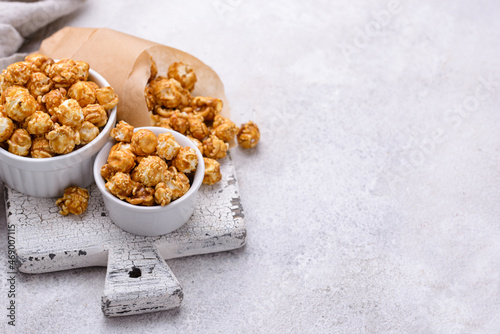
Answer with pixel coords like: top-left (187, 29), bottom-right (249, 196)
top-left (156, 132), bottom-right (180, 160)
top-left (188, 114), bottom-right (209, 140)
top-left (151, 114), bottom-right (172, 129)
top-left (24, 54), bottom-right (54, 74)
top-left (212, 115), bottom-right (238, 142)
top-left (203, 134), bottom-right (228, 160)
top-left (83, 104), bottom-right (108, 127)
top-left (3, 86), bottom-right (37, 122)
top-left (68, 81), bottom-right (96, 107)
top-left (187, 135), bottom-right (203, 155)
top-left (55, 186), bottom-right (89, 215)
top-left (46, 124), bottom-right (80, 154)
top-left (172, 146), bottom-right (198, 173)
top-left (24, 110), bottom-right (54, 136)
top-left (0, 114), bottom-right (14, 142)
top-left (191, 96), bottom-right (222, 121)
top-left (7, 128), bottom-right (31, 156)
top-left (169, 110), bottom-right (190, 134)
top-left (163, 166), bottom-right (190, 200)
top-left (167, 62), bottom-right (197, 92)
top-left (107, 143), bottom-right (136, 173)
top-left (153, 105), bottom-right (174, 118)
top-left (237, 121), bottom-right (260, 149)
top-left (154, 182), bottom-right (172, 206)
top-left (55, 99), bottom-right (84, 128)
top-left (203, 158), bottom-right (222, 185)
top-left (105, 172), bottom-right (136, 200)
top-left (30, 137), bottom-right (54, 158)
top-left (100, 164), bottom-right (117, 181)
top-left (75, 61), bottom-right (90, 81)
top-left (131, 129), bottom-right (157, 155)
top-left (131, 155), bottom-right (167, 187)
top-left (150, 77), bottom-right (190, 109)
top-left (41, 88), bottom-right (66, 116)
top-left (79, 121), bottom-right (100, 145)
top-left (96, 86), bottom-right (118, 110)
top-left (5, 61), bottom-right (32, 86)
top-left (126, 183), bottom-right (155, 206)
top-left (27, 72), bottom-right (53, 98)
top-left (0, 70), bottom-right (12, 97)
top-left (110, 120), bottom-right (134, 142)
top-left (48, 58), bottom-right (80, 88)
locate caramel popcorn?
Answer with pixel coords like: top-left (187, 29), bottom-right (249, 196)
top-left (126, 183), bottom-right (155, 206)
top-left (25, 54), bottom-right (54, 74)
top-left (55, 99), bottom-right (84, 128)
top-left (7, 129), bottom-right (31, 156)
top-left (0, 54), bottom-right (114, 158)
top-left (167, 62), bottom-right (197, 92)
top-left (24, 110), bottom-right (53, 135)
top-left (131, 129), bottom-right (157, 155)
top-left (188, 114), bottom-right (209, 140)
top-left (144, 86), bottom-right (156, 111)
top-left (131, 155), bottom-right (167, 187)
top-left (83, 104), bottom-right (108, 127)
top-left (203, 134), bottom-right (228, 160)
top-left (106, 172), bottom-right (136, 200)
top-left (3, 86), bottom-right (37, 122)
top-left (237, 121), bottom-right (260, 149)
top-left (30, 137), bottom-right (54, 158)
top-left (169, 110), bottom-right (190, 134)
top-left (107, 143), bottom-right (136, 173)
top-left (164, 166), bottom-right (190, 200)
top-left (156, 132), bottom-right (180, 160)
top-left (41, 88), bottom-right (66, 116)
top-left (95, 86), bottom-right (118, 110)
top-left (186, 135), bottom-right (203, 156)
top-left (203, 158), bottom-right (222, 185)
top-left (5, 61), bottom-right (32, 86)
top-left (172, 146), bottom-right (198, 174)
top-left (150, 77), bottom-right (190, 109)
top-left (109, 120), bottom-right (134, 142)
top-left (48, 58), bottom-right (80, 88)
top-left (46, 124), bottom-right (80, 154)
top-left (79, 121), bottom-right (100, 145)
top-left (212, 115), bottom-right (238, 142)
top-left (68, 81), bottom-right (96, 107)
top-left (27, 72), bottom-right (53, 98)
top-left (149, 57), bottom-right (158, 83)
top-left (0, 114), bottom-right (14, 142)
top-left (55, 186), bottom-right (89, 215)
top-left (154, 182), bottom-right (173, 206)
top-left (100, 163), bottom-right (117, 181)
top-left (191, 96), bottom-right (222, 122)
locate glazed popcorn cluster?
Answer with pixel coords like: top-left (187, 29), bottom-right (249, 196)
top-left (56, 186), bottom-right (89, 216)
top-left (0, 54), bottom-right (118, 157)
top-left (101, 121), bottom-right (198, 206)
top-left (145, 60), bottom-right (260, 185)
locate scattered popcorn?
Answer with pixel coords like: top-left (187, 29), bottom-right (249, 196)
top-left (237, 121), bottom-right (260, 149)
top-left (55, 186), bottom-right (89, 215)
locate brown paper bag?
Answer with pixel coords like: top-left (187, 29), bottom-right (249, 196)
top-left (38, 27), bottom-right (230, 127)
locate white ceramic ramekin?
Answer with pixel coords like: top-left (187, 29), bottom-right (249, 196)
top-left (93, 127), bottom-right (205, 236)
top-left (0, 68), bottom-right (117, 198)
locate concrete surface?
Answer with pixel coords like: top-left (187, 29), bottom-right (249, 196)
top-left (1, 0), bottom-right (500, 333)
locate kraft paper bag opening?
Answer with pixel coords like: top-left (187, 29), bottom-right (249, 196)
top-left (38, 27), bottom-right (231, 127)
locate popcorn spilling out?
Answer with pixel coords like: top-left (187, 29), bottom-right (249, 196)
top-left (0, 54), bottom-right (118, 158)
top-left (146, 60), bottom-right (261, 185)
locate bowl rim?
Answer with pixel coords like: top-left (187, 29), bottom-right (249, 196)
top-left (93, 126), bottom-right (205, 213)
top-left (0, 68), bottom-right (117, 167)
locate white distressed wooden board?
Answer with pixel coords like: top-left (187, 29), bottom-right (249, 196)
top-left (5, 153), bottom-right (245, 316)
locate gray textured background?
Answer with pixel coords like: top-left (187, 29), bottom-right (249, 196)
top-left (1, 0), bottom-right (500, 333)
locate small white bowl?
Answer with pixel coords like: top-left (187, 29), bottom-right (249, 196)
top-left (0, 69), bottom-right (117, 198)
top-left (93, 127), bottom-right (205, 236)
